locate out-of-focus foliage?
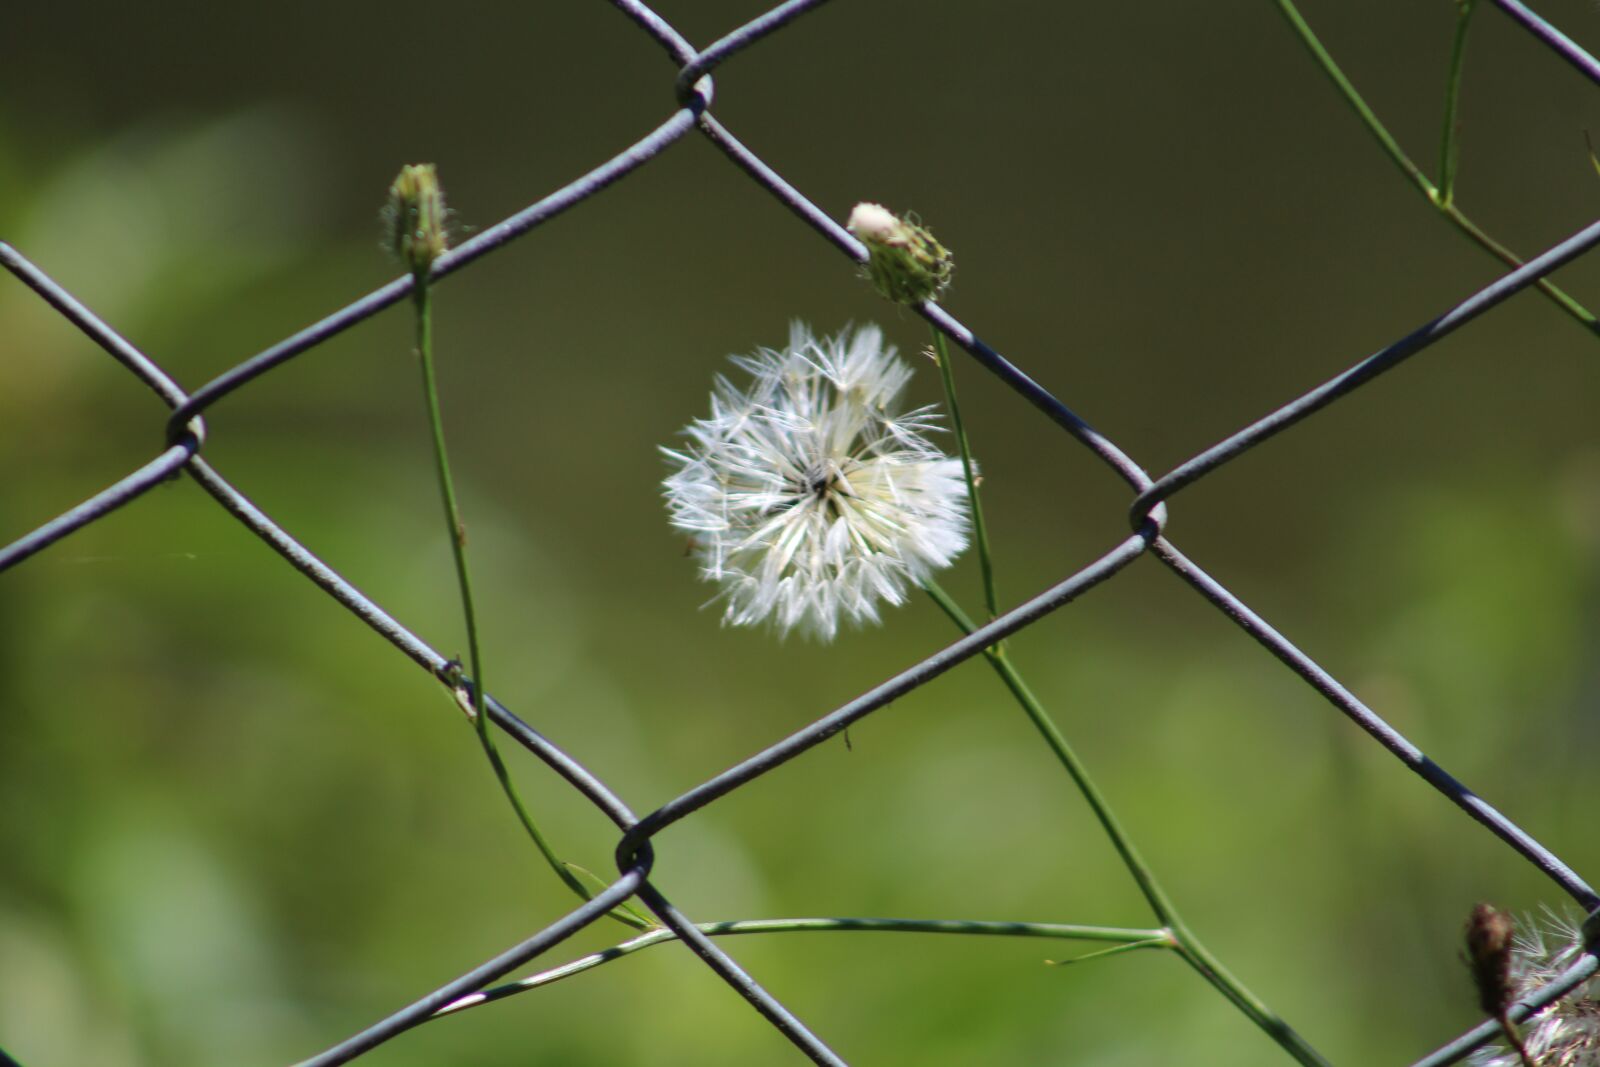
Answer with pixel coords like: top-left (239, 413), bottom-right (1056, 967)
top-left (4, 2), bottom-right (1600, 1064)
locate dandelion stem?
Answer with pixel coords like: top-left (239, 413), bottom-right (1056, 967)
top-left (1275, 0), bottom-right (1600, 337)
top-left (410, 275), bottom-right (649, 931)
top-left (422, 917), bottom-right (1170, 1024)
top-left (929, 326), bottom-right (999, 622)
top-left (921, 580), bottom-right (1330, 1067)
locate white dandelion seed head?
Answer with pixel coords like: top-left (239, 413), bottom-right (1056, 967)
top-left (662, 322), bottom-right (973, 641)
top-left (1470, 909), bottom-right (1600, 1067)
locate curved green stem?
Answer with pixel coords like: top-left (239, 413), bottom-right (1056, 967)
top-left (1276, 0), bottom-right (1600, 337)
top-left (921, 325), bottom-right (1320, 1061)
top-left (410, 277), bottom-right (650, 931)
top-left (1437, 0), bottom-right (1479, 208)
top-left (429, 917), bottom-right (1170, 1021)
top-left (922, 580), bottom-right (1329, 1066)
top-left (1276, 0), bottom-right (1433, 198)
top-left (930, 326), bottom-right (999, 623)
top-left (922, 584), bottom-right (1176, 920)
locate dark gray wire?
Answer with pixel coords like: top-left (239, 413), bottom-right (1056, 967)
top-left (1407, 949), bottom-right (1600, 1067)
top-left (4, 228), bottom-right (837, 1063)
top-left (0, 242), bottom-right (195, 414)
top-left (691, 116), bottom-right (1167, 513)
top-left (165, 105), bottom-right (705, 439)
top-left (0, 244), bottom-right (645, 833)
top-left (634, 883), bottom-right (848, 1067)
top-left (619, 530), bottom-right (1154, 859)
top-left (294, 869), bottom-right (649, 1067)
top-left (696, 113), bottom-right (868, 262)
top-left (685, 57), bottom-right (1591, 908)
top-left (609, 0), bottom-right (696, 63)
top-left (1130, 216), bottom-right (1600, 526)
top-left (921, 302), bottom-right (1159, 496)
top-left (1152, 537), bottom-right (1599, 909)
top-left (674, 0), bottom-right (837, 102)
top-left (183, 456), bottom-right (649, 834)
top-left (0, 242), bottom-right (207, 571)
top-left (0, 440), bottom-right (195, 573)
top-left (1491, 0), bottom-right (1600, 87)
top-left (5, 1), bottom-right (1600, 1064)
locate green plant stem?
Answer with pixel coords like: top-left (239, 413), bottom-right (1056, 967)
top-left (410, 277), bottom-right (650, 931)
top-left (922, 580), bottom-right (1330, 1067)
top-left (1275, 0), bottom-right (1600, 336)
top-left (428, 917), bottom-right (1171, 1021)
top-left (1437, 0), bottom-right (1479, 207)
top-left (929, 326), bottom-right (999, 623)
top-left (924, 318), bottom-right (1321, 1063)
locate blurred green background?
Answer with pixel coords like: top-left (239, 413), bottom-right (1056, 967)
top-left (5, 1), bottom-right (1600, 1064)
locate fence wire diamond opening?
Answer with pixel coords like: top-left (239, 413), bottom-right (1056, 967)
top-left (5, 1), bottom-right (1600, 1064)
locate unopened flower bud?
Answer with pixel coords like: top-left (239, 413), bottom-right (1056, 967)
top-left (847, 202), bottom-right (953, 306)
top-left (1465, 902), bottom-right (1516, 1017)
top-left (1465, 907), bottom-right (1598, 1066)
top-left (385, 163), bottom-right (449, 278)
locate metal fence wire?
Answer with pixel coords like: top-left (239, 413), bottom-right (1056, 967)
top-left (5, 1), bottom-right (1600, 1064)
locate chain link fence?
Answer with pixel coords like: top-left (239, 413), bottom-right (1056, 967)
top-left (4, 1), bottom-right (1600, 1063)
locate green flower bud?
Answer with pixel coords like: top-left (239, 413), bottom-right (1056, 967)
top-left (847, 202), bottom-right (953, 306)
top-left (385, 163), bottom-right (449, 278)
